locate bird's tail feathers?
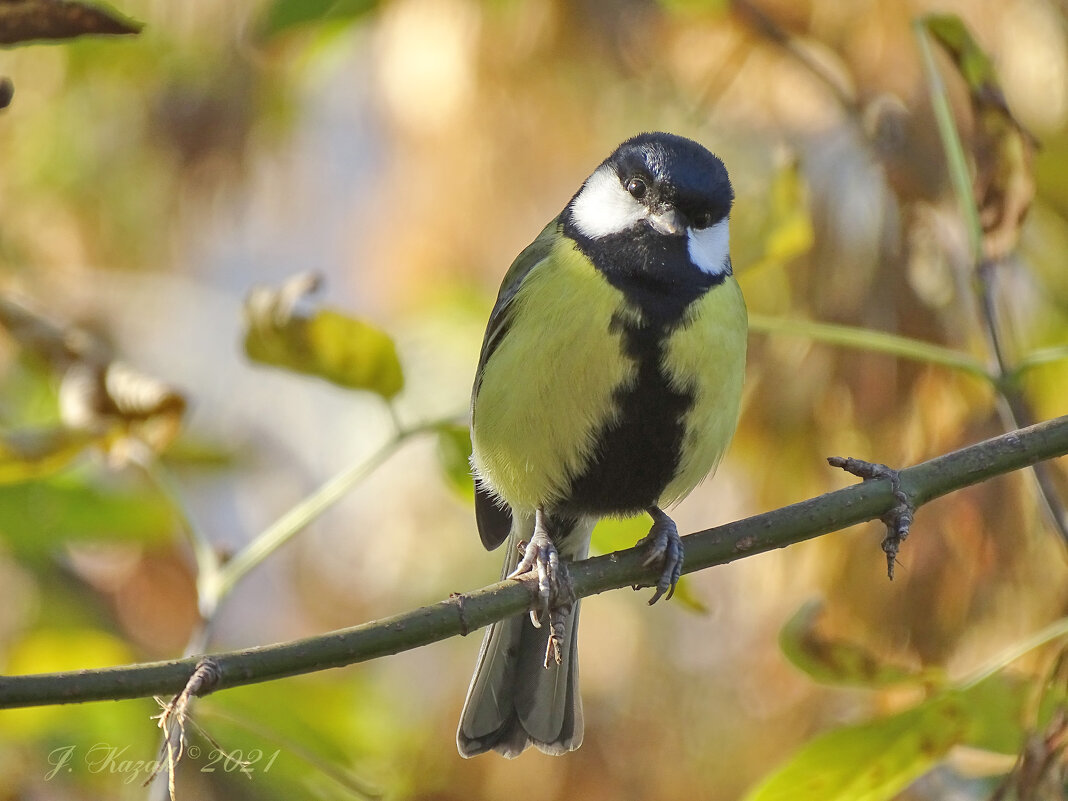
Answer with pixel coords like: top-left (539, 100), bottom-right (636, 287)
top-left (457, 512), bottom-right (593, 758)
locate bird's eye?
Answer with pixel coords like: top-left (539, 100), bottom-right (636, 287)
top-left (626, 177), bottom-right (647, 200)
top-left (692, 211), bottom-right (713, 230)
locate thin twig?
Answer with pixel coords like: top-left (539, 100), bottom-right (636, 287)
top-left (977, 260), bottom-right (1068, 541)
top-left (134, 455), bottom-right (222, 612)
top-left (205, 418), bottom-right (451, 614)
top-left (748, 314), bottom-right (993, 381)
top-left (0, 416), bottom-right (1064, 711)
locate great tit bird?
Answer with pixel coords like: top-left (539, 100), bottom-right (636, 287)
top-left (457, 132), bottom-right (747, 758)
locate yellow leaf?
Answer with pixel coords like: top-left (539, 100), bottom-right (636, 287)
top-left (243, 273), bottom-right (404, 398)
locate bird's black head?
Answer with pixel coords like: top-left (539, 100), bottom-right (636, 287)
top-left (608, 132), bottom-right (733, 234)
top-left (562, 133), bottom-right (735, 315)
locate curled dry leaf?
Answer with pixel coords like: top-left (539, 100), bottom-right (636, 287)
top-left (59, 360), bottom-right (186, 461)
top-left (924, 14), bottom-right (1038, 260)
top-left (0, 295), bottom-right (187, 472)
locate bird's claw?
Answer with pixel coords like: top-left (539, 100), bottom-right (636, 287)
top-left (634, 509), bottom-right (684, 604)
top-left (507, 514), bottom-right (575, 664)
top-left (544, 602), bottom-right (571, 668)
top-left (828, 456), bottom-right (915, 580)
top-left (507, 523), bottom-right (561, 623)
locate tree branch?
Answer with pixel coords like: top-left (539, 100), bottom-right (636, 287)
top-left (1, 416), bottom-right (1066, 710)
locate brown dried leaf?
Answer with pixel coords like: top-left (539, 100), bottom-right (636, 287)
top-left (0, 0), bottom-right (141, 45)
top-left (925, 14), bottom-right (1039, 259)
top-left (0, 295), bottom-right (187, 465)
top-left (59, 360), bottom-right (186, 459)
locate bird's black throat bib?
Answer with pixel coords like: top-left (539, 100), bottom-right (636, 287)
top-left (563, 219), bottom-right (727, 325)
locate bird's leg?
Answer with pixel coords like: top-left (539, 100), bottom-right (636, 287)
top-left (634, 506), bottom-right (684, 605)
top-left (508, 507), bottom-right (561, 624)
top-left (543, 561), bottom-right (573, 668)
top-left (507, 509), bottom-right (575, 666)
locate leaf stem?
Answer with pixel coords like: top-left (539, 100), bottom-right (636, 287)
top-left (960, 614), bottom-right (1068, 689)
top-left (203, 419), bottom-right (444, 614)
top-left (748, 313), bottom-right (993, 381)
top-left (1011, 345), bottom-right (1068, 376)
top-left (914, 17), bottom-right (984, 260)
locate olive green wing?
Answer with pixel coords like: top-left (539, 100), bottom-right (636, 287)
top-left (472, 216), bottom-right (561, 402)
top-left (471, 215), bottom-right (560, 550)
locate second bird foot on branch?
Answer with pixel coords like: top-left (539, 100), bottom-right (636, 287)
top-left (634, 506), bottom-right (684, 604)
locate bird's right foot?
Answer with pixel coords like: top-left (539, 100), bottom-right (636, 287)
top-left (508, 509), bottom-right (560, 612)
top-left (507, 508), bottom-right (574, 665)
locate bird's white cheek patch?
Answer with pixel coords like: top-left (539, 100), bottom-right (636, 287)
top-left (687, 217), bottom-right (730, 275)
top-left (570, 165), bottom-right (646, 239)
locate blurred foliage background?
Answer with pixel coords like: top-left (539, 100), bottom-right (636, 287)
top-left (1, 0), bottom-right (1067, 799)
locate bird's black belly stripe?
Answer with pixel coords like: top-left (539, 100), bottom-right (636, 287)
top-left (555, 314), bottom-right (690, 517)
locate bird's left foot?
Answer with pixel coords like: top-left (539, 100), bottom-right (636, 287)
top-left (634, 506), bottom-right (684, 605)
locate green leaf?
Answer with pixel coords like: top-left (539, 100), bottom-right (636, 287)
top-left (435, 423), bottom-right (474, 500)
top-left (0, 475), bottom-right (174, 558)
top-left (243, 273), bottom-right (404, 399)
top-left (256, 0), bottom-right (378, 39)
top-left (759, 617), bottom-right (1068, 801)
top-left (204, 675), bottom-right (388, 799)
top-left (922, 15), bottom-right (1000, 94)
top-left (779, 600), bottom-right (933, 688)
top-left (743, 692), bottom-right (970, 801)
top-left (956, 673), bottom-right (1029, 755)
